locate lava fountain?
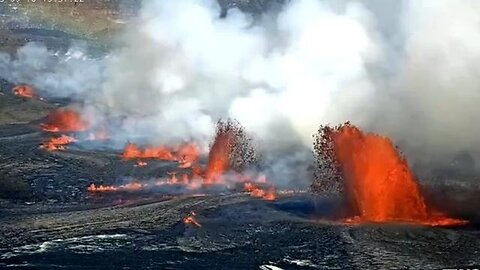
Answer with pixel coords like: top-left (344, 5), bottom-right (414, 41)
top-left (204, 129), bottom-right (235, 184)
top-left (40, 109), bottom-right (89, 133)
top-left (315, 123), bottom-right (466, 226)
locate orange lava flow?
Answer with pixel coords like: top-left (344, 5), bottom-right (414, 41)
top-left (41, 109), bottom-right (89, 133)
top-left (330, 124), bottom-right (466, 226)
top-left (204, 131), bottom-right (235, 184)
top-left (244, 182), bottom-right (277, 201)
top-left (183, 211), bottom-right (202, 227)
top-left (12, 85), bottom-right (35, 99)
top-left (121, 143), bottom-right (176, 161)
top-left (40, 135), bottom-right (77, 151)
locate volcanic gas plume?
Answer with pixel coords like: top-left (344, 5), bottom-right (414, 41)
top-left (40, 109), bottom-right (89, 133)
top-left (313, 123), bottom-right (467, 226)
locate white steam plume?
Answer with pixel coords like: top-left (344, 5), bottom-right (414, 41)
top-left (93, 0), bottom-right (380, 151)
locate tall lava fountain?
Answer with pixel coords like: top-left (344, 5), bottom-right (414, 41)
top-left (313, 123), bottom-right (467, 226)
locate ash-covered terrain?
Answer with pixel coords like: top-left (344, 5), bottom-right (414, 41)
top-left (1, 0), bottom-right (480, 269)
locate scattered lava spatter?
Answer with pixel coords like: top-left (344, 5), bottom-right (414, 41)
top-left (315, 123), bottom-right (466, 226)
top-left (41, 109), bottom-right (89, 133)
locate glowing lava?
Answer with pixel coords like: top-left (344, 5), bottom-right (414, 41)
top-left (41, 109), bottom-right (89, 133)
top-left (244, 182), bottom-right (277, 201)
top-left (328, 123), bottom-right (466, 226)
top-left (12, 85), bottom-right (35, 99)
top-left (40, 135), bottom-right (77, 151)
top-left (121, 143), bottom-right (176, 161)
top-left (183, 211), bottom-right (202, 227)
top-left (176, 143), bottom-right (200, 168)
top-left (204, 130), bottom-right (235, 184)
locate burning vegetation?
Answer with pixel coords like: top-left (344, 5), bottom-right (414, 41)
top-left (312, 122), bottom-right (466, 226)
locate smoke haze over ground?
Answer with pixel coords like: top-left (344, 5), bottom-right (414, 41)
top-left (1, 0), bottom-right (480, 186)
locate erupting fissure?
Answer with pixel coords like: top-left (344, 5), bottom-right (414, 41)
top-left (315, 123), bottom-right (466, 226)
top-left (87, 120), bottom-right (277, 201)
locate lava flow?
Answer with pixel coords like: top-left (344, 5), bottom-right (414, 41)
top-left (324, 123), bottom-right (466, 226)
top-left (244, 182), bottom-right (277, 201)
top-left (88, 120), bottom-right (277, 201)
top-left (41, 109), bottom-right (89, 133)
top-left (121, 143), bottom-right (175, 161)
top-left (40, 135), bottom-right (77, 151)
top-left (12, 85), bottom-right (35, 99)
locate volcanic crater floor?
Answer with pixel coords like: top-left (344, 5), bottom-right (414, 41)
top-left (1, 84), bottom-right (480, 269)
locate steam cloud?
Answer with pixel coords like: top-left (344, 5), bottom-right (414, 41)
top-left (1, 0), bottom-right (480, 186)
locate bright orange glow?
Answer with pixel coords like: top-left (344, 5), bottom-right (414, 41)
top-left (244, 182), bottom-right (277, 201)
top-left (176, 143), bottom-right (200, 168)
top-left (183, 211), bottom-right (202, 227)
top-left (41, 109), bottom-right (89, 133)
top-left (12, 85), bottom-right (35, 99)
top-left (330, 124), bottom-right (466, 226)
top-left (121, 143), bottom-right (176, 161)
top-left (40, 135), bottom-right (77, 151)
top-left (205, 131), bottom-right (235, 184)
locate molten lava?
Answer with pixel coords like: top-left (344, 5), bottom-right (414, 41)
top-left (176, 143), bottom-right (200, 168)
top-left (40, 135), bottom-right (77, 151)
top-left (204, 130), bottom-right (235, 184)
top-left (121, 143), bottom-right (176, 161)
top-left (244, 182), bottom-right (277, 201)
top-left (12, 85), bottom-right (35, 99)
top-left (41, 109), bottom-right (89, 133)
top-left (328, 123), bottom-right (466, 226)
top-left (183, 211), bottom-right (202, 227)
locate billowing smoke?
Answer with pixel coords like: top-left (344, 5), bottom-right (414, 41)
top-left (1, 0), bottom-right (480, 186)
top-left (370, 0), bottom-right (480, 176)
top-left (0, 42), bottom-right (105, 100)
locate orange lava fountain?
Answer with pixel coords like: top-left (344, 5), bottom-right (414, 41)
top-left (204, 130), bottom-right (235, 184)
top-left (329, 123), bottom-right (466, 226)
top-left (41, 109), bottom-right (89, 133)
top-left (12, 85), bottom-right (35, 99)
